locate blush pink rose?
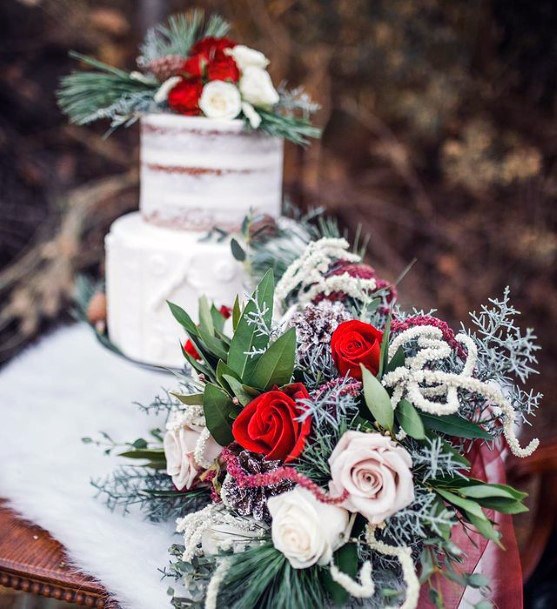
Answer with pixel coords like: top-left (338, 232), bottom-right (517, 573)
top-left (328, 431), bottom-right (414, 524)
top-left (163, 416), bottom-right (222, 491)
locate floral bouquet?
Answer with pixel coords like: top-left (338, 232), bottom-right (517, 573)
top-left (57, 10), bottom-right (320, 144)
top-left (91, 217), bottom-right (541, 609)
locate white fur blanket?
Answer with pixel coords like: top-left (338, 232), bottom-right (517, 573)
top-left (0, 324), bottom-right (179, 609)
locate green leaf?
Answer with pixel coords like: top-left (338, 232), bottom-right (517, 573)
top-left (119, 448), bottom-right (166, 461)
top-left (232, 295), bottom-right (242, 331)
top-left (473, 497), bottom-right (528, 514)
top-left (171, 392), bottom-right (204, 406)
top-left (250, 328), bottom-right (296, 390)
top-left (203, 383), bottom-right (239, 445)
top-left (167, 301), bottom-right (199, 337)
top-left (197, 327), bottom-right (229, 360)
top-left (361, 365), bottom-right (394, 430)
top-left (223, 374), bottom-right (254, 406)
top-left (460, 484), bottom-right (524, 500)
top-left (464, 511), bottom-right (502, 546)
top-left (132, 438), bottom-right (148, 449)
top-left (210, 304), bottom-right (226, 332)
top-left (396, 399), bottom-right (426, 439)
top-left (377, 313), bottom-right (392, 379)
top-left (384, 346), bottom-right (405, 375)
top-left (421, 413), bottom-right (492, 440)
top-left (230, 237), bottom-right (246, 261)
top-left (198, 296), bottom-right (214, 337)
top-left (228, 270), bottom-right (274, 381)
top-left (322, 543), bottom-right (358, 606)
top-left (435, 488), bottom-right (486, 520)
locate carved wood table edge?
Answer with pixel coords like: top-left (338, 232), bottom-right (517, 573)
top-left (0, 499), bottom-right (119, 608)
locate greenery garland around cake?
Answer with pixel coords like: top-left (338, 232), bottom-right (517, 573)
top-left (86, 215), bottom-right (541, 609)
top-left (57, 10), bottom-right (320, 145)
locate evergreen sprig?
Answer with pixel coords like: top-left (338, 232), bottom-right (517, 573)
top-left (57, 52), bottom-right (157, 126)
top-left (254, 109), bottom-right (322, 146)
top-left (138, 11), bottom-right (230, 64)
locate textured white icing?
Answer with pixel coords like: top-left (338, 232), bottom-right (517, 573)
top-left (140, 113), bottom-right (283, 230)
top-left (105, 213), bottom-right (248, 368)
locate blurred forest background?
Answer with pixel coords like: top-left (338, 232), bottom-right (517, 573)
top-left (0, 0), bottom-right (555, 605)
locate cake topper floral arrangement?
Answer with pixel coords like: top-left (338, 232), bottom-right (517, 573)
top-left (57, 10), bottom-right (320, 144)
top-left (89, 216), bottom-right (541, 609)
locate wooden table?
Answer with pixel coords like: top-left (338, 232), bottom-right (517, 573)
top-left (0, 501), bottom-right (116, 608)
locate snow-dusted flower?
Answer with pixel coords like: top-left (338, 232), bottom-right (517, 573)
top-left (241, 101), bottom-right (262, 128)
top-left (163, 413), bottom-right (221, 491)
top-left (226, 45), bottom-right (270, 71)
top-left (268, 487), bottom-right (351, 569)
top-left (239, 66), bottom-right (279, 108)
top-left (199, 80), bottom-right (242, 120)
top-left (154, 76), bottom-right (182, 104)
top-left (328, 431), bottom-right (414, 524)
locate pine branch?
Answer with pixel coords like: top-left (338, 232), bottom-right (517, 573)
top-left (57, 53), bottom-right (157, 126)
top-left (139, 11), bottom-right (231, 64)
top-left (254, 110), bottom-right (321, 146)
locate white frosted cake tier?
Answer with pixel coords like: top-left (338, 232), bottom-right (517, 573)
top-left (140, 114), bottom-right (284, 231)
top-left (105, 212), bottom-right (247, 368)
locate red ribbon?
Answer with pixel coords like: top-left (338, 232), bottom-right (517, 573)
top-left (419, 439), bottom-right (523, 609)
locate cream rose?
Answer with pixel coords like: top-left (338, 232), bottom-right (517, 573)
top-left (199, 81), bottom-right (242, 120)
top-left (268, 487), bottom-right (351, 569)
top-left (163, 412), bottom-right (222, 491)
top-left (226, 45), bottom-right (270, 71)
top-left (328, 431), bottom-right (414, 524)
top-left (239, 66), bottom-right (279, 108)
top-left (241, 101), bottom-right (262, 129)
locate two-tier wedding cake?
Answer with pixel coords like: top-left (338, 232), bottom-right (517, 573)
top-left (105, 114), bottom-right (283, 367)
top-left (59, 10), bottom-right (319, 368)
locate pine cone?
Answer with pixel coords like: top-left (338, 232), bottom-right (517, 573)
top-left (248, 214), bottom-right (279, 243)
top-left (146, 55), bottom-right (186, 82)
top-left (221, 451), bottom-right (293, 523)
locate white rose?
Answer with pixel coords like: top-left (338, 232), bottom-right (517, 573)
top-left (154, 76), bottom-right (182, 104)
top-left (328, 431), bottom-right (414, 524)
top-left (199, 81), bottom-right (242, 120)
top-left (163, 413), bottom-right (222, 491)
top-left (241, 102), bottom-right (262, 129)
top-left (268, 487), bottom-right (351, 569)
top-left (239, 66), bottom-right (279, 109)
top-left (226, 45), bottom-right (270, 71)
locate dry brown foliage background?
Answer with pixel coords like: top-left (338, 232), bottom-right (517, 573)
top-left (0, 0), bottom-right (556, 603)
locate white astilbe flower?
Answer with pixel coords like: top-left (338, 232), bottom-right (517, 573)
top-left (275, 237), bottom-right (365, 305)
top-left (365, 526), bottom-right (420, 609)
top-left (382, 325), bottom-right (539, 458)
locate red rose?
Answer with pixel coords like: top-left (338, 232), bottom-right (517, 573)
top-left (167, 78), bottom-right (203, 115)
top-left (190, 36), bottom-right (236, 59)
top-left (207, 55), bottom-right (240, 82)
top-left (232, 383), bottom-right (312, 463)
top-left (219, 305), bottom-right (232, 319)
top-left (181, 54), bottom-right (205, 79)
top-left (184, 339), bottom-right (201, 360)
top-left (330, 320), bottom-right (383, 379)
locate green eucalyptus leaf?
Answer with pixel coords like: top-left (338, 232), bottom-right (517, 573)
top-left (172, 392), bottom-right (204, 406)
top-left (435, 488), bottom-right (486, 520)
top-left (464, 511), bottom-right (502, 546)
top-left (119, 448), bottom-right (165, 461)
top-left (250, 327), bottom-right (296, 390)
top-left (232, 295), bottom-right (242, 331)
top-left (384, 346), bottom-right (405, 374)
top-left (198, 296), bottom-right (215, 337)
top-left (230, 237), bottom-right (246, 261)
top-left (222, 374), bottom-right (254, 406)
top-left (460, 484), bottom-right (522, 500)
top-left (203, 383), bottom-right (239, 446)
top-left (474, 497), bottom-right (528, 514)
top-left (361, 364), bottom-right (394, 430)
top-left (421, 413), bottom-right (492, 440)
top-left (167, 301), bottom-right (198, 336)
top-left (396, 399), bottom-right (426, 439)
top-left (378, 313), bottom-right (392, 379)
top-left (228, 270), bottom-right (274, 380)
